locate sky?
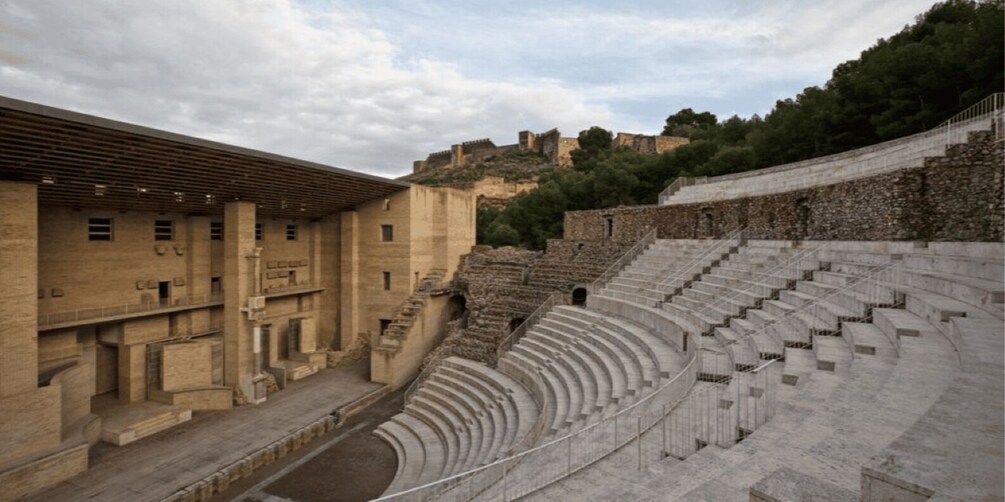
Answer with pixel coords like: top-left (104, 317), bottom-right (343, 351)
top-left (0, 0), bottom-right (937, 178)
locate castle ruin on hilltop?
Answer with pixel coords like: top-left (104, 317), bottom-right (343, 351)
top-left (412, 128), bottom-right (690, 173)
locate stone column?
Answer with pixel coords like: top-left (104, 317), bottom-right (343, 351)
top-left (0, 181), bottom-right (38, 397)
top-left (318, 215), bottom-right (340, 349)
top-left (186, 215), bottom-right (211, 333)
top-left (339, 210), bottom-right (360, 351)
top-left (223, 201), bottom-right (255, 399)
top-left (0, 181), bottom-right (61, 468)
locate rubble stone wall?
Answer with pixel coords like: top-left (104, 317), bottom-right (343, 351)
top-left (565, 131), bottom-right (1004, 243)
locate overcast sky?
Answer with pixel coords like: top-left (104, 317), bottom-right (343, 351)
top-left (0, 0), bottom-right (936, 178)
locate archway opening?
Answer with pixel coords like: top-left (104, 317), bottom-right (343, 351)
top-left (508, 317), bottom-right (526, 334)
top-left (446, 295), bottom-right (467, 324)
top-left (571, 287), bottom-right (588, 306)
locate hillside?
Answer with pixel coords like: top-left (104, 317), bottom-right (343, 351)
top-left (401, 150), bottom-right (556, 208)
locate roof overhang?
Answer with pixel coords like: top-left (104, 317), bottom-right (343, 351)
top-left (0, 95), bottom-right (409, 219)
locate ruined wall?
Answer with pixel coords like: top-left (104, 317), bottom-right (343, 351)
top-left (614, 133), bottom-right (690, 155)
top-left (565, 131), bottom-right (1004, 243)
top-left (470, 176), bottom-right (539, 202)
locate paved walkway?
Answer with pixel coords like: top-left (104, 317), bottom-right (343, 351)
top-left (28, 361), bottom-right (383, 502)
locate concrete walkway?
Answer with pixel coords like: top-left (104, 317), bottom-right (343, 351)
top-left (28, 361), bottom-right (383, 502)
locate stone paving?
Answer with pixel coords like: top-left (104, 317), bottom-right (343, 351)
top-left (27, 360), bottom-right (382, 502)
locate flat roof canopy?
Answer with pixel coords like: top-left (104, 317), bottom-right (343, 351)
top-left (0, 96), bottom-right (409, 219)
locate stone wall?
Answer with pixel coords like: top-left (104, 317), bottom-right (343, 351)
top-left (614, 133), bottom-right (690, 155)
top-left (161, 342), bottom-right (213, 391)
top-left (565, 131), bottom-right (1004, 243)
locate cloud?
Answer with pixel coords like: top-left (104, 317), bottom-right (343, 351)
top-left (0, 0), bottom-right (609, 177)
top-left (0, 0), bottom-right (936, 177)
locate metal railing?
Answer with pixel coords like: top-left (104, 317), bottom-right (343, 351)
top-left (658, 92), bottom-right (1004, 205)
top-left (373, 350), bottom-right (701, 502)
top-left (375, 351), bottom-right (783, 502)
top-left (697, 243), bottom-right (828, 322)
top-left (733, 262), bottom-right (902, 359)
top-left (586, 227), bottom-right (658, 296)
top-left (695, 244), bottom-right (830, 367)
top-left (38, 292), bottom-right (224, 327)
top-left (654, 227), bottom-right (745, 293)
top-left (658, 176), bottom-right (708, 204)
top-left (495, 292), bottom-right (568, 362)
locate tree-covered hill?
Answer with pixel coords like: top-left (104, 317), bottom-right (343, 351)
top-left (480, 0), bottom-right (1003, 250)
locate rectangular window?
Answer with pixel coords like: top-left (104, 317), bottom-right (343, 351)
top-left (381, 224), bottom-right (393, 242)
top-left (210, 277), bottom-right (222, 294)
top-left (255, 223), bottom-right (263, 241)
top-left (286, 224), bottom-right (297, 241)
top-left (379, 319), bottom-right (392, 335)
top-left (383, 271), bottom-right (391, 290)
top-left (88, 218), bottom-right (113, 241)
top-left (154, 220), bottom-right (174, 241)
top-left (210, 221), bottom-right (223, 240)
top-left (603, 216), bottom-right (614, 239)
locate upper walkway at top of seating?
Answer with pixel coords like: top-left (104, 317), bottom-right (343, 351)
top-left (659, 93), bottom-right (1004, 206)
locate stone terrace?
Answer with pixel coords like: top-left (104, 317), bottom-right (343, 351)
top-left (26, 361), bottom-right (381, 502)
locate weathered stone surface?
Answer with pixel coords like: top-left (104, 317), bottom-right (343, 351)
top-left (565, 131), bottom-right (1004, 243)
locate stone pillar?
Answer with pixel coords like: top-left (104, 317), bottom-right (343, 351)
top-left (0, 182), bottom-right (61, 468)
top-left (223, 201), bottom-right (256, 399)
top-left (339, 210), bottom-right (360, 351)
top-left (319, 215), bottom-right (340, 349)
top-left (0, 181), bottom-right (38, 397)
top-left (309, 220), bottom-right (322, 287)
top-left (187, 215), bottom-right (211, 333)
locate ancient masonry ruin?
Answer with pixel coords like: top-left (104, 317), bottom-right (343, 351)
top-left (412, 128), bottom-right (690, 173)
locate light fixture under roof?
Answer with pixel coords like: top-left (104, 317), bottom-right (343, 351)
top-left (41, 175), bottom-right (56, 185)
top-left (94, 184), bottom-right (106, 196)
top-left (174, 191), bottom-right (185, 202)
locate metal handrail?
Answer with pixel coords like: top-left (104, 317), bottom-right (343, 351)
top-left (654, 227), bottom-right (744, 291)
top-left (373, 348), bottom-right (700, 501)
top-left (495, 292), bottom-right (568, 362)
top-left (586, 228), bottom-right (658, 295)
top-left (658, 92), bottom-right (1004, 205)
top-left (698, 243), bottom-right (828, 319)
top-left (38, 292), bottom-right (224, 326)
top-left (736, 261), bottom-right (900, 358)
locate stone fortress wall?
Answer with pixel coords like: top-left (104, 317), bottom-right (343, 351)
top-left (413, 128), bottom-right (690, 173)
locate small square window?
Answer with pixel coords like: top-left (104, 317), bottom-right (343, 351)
top-left (383, 271), bottom-right (391, 290)
top-left (381, 224), bottom-right (393, 242)
top-left (255, 223), bottom-right (263, 241)
top-left (210, 221), bottom-right (223, 240)
top-left (154, 220), bottom-right (174, 241)
top-left (286, 224), bottom-right (297, 241)
top-left (88, 218), bottom-right (113, 241)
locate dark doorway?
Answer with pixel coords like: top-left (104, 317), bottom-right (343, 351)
top-left (158, 281), bottom-right (170, 306)
top-left (508, 318), bottom-right (526, 334)
top-left (795, 198), bottom-right (811, 239)
top-left (261, 324), bottom-right (271, 371)
top-left (571, 287), bottom-right (588, 306)
top-left (379, 319), bottom-right (392, 336)
top-left (446, 295), bottom-right (467, 323)
top-left (289, 270), bottom-right (297, 286)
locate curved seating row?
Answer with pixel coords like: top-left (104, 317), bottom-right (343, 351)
top-left (526, 240), bottom-right (1003, 502)
top-left (374, 357), bottom-right (538, 496)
